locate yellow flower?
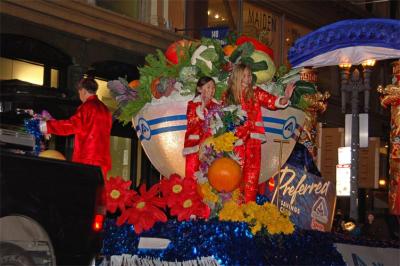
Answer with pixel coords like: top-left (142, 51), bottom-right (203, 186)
top-left (260, 203), bottom-right (295, 235)
top-left (218, 198), bottom-right (295, 236)
top-left (219, 201), bottom-right (244, 221)
top-left (251, 222), bottom-right (262, 235)
top-left (212, 132), bottom-right (237, 153)
top-left (200, 182), bottom-right (219, 203)
top-left (231, 189), bottom-right (242, 203)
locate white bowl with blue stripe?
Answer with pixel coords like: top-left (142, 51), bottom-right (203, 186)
top-left (134, 100), bottom-right (305, 183)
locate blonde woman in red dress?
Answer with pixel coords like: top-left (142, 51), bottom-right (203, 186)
top-left (223, 63), bottom-right (294, 202)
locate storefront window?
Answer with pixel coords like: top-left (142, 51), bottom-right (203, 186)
top-left (109, 136), bottom-right (131, 181)
top-left (95, 78), bottom-right (117, 112)
top-left (50, 68), bottom-right (59, 88)
top-left (0, 57), bottom-right (44, 86)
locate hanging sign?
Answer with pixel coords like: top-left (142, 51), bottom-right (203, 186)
top-left (201, 27), bottom-right (229, 46)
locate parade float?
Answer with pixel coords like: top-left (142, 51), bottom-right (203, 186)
top-left (97, 29), bottom-right (341, 264)
top-left (24, 19), bottom-right (400, 265)
top-left (99, 19), bottom-right (400, 265)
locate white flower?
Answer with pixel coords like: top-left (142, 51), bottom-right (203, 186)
top-left (222, 105), bottom-right (237, 112)
top-left (236, 106), bottom-right (247, 120)
top-left (210, 113), bottom-right (223, 135)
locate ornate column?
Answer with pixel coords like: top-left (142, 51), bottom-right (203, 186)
top-left (378, 60), bottom-right (400, 215)
top-left (298, 68), bottom-right (330, 163)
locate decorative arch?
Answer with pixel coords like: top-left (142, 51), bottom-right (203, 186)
top-left (0, 33), bottom-right (72, 67)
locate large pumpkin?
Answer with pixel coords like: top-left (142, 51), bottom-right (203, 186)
top-left (207, 157), bottom-right (242, 193)
top-left (165, 40), bottom-right (192, 65)
top-left (39, 150), bottom-right (66, 160)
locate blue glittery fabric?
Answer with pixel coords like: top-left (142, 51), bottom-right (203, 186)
top-left (101, 217), bottom-right (349, 266)
top-left (24, 118), bottom-right (43, 155)
top-left (101, 217), bottom-right (399, 265)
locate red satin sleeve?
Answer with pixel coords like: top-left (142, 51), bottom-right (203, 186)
top-left (184, 101), bottom-right (202, 148)
top-left (46, 106), bottom-right (83, 136)
top-left (255, 87), bottom-right (278, 110)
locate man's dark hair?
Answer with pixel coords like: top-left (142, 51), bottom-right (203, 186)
top-left (77, 76), bottom-right (98, 93)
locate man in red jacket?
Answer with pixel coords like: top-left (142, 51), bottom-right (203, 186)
top-left (40, 77), bottom-right (112, 180)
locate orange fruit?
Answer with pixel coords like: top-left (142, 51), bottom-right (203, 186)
top-left (223, 45), bottom-right (237, 57)
top-left (208, 157), bottom-right (242, 193)
top-left (128, 79), bottom-right (140, 89)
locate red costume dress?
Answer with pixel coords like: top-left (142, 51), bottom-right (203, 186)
top-left (183, 96), bottom-right (220, 179)
top-left (44, 95), bottom-right (112, 179)
top-left (229, 87), bottom-right (287, 202)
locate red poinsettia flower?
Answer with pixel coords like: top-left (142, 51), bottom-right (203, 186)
top-left (170, 191), bottom-right (210, 221)
top-left (160, 174), bottom-right (197, 208)
top-left (116, 183), bottom-right (167, 234)
top-left (105, 176), bottom-right (136, 213)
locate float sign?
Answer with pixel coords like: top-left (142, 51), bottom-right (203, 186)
top-left (268, 164), bottom-right (335, 232)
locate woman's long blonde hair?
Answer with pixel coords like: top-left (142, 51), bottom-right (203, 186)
top-left (225, 63), bottom-right (254, 105)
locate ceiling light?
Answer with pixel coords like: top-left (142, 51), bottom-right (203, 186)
top-left (361, 59), bottom-right (376, 67)
top-left (339, 63), bottom-right (352, 69)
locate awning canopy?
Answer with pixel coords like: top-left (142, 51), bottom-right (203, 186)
top-left (288, 19), bottom-right (400, 68)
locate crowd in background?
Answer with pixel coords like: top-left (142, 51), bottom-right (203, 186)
top-left (331, 209), bottom-right (398, 241)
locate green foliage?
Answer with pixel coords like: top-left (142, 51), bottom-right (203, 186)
top-left (140, 50), bottom-right (178, 79)
top-left (175, 42), bottom-right (198, 68)
top-left (251, 61), bottom-right (269, 72)
top-left (229, 42), bottom-right (254, 63)
top-left (196, 59), bottom-right (212, 76)
top-left (215, 81), bottom-right (227, 100)
top-left (275, 65), bottom-right (288, 80)
top-left (180, 81), bottom-right (197, 96)
top-left (200, 48), bottom-right (218, 62)
top-left (195, 38), bottom-right (226, 78)
top-left (224, 31), bottom-right (238, 46)
top-left (290, 80), bottom-right (317, 110)
top-left (214, 107), bottom-right (246, 137)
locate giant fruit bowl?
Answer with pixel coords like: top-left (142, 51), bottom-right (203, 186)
top-left (133, 99), bottom-right (305, 183)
